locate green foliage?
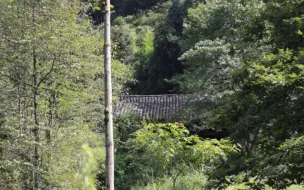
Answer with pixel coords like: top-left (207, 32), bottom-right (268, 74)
top-left (79, 143), bottom-right (104, 190)
top-left (176, 0), bottom-right (265, 92)
top-left (141, 0), bottom-right (199, 94)
top-left (110, 1), bottom-right (174, 94)
top-left (131, 169), bottom-right (207, 190)
top-left (112, 17), bottom-right (138, 65)
top-left (262, 0), bottom-right (304, 49)
top-left (116, 0), bottom-right (304, 188)
top-left (173, 0), bottom-right (304, 189)
top-left (45, 126), bottom-right (105, 190)
top-left (1, 0), bottom-right (304, 189)
top-left (133, 123), bottom-right (235, 168)
top-left (0, 0), bottom-right (130, 189)
top-left (112, 0), bottom-right (166, 16)
top-left (260, 136), bottom-right (304, 189)
top-left (114, 120), bottom-right (237, 190)
top-left (114, 114), bottom-right (144, 190)
top-left (246, 49), bottom-right (304, 86)
top-left (120, 122), bottom-right (236, 189)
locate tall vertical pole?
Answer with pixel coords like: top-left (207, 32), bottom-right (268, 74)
top-left (104, 0), bottom-right (114, 189)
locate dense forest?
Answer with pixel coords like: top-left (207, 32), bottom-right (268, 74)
top-left (0, 0), bottom-right (303, 189)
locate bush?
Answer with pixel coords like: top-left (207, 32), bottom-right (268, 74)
top-left (115, 122), bottom-right (237, 189)
top-left (131, 169), bottom-right (207, 190)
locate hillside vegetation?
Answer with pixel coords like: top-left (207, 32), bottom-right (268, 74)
top-left (0, 0), bottom-right (303, 189)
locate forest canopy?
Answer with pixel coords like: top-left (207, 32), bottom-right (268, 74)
top-left (0, 0), bottom-right (303, 189)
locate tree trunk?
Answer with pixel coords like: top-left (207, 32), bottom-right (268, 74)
top-left (32, 7), bottom-right (41, 190)
top-left (46, 91), bottom-right (56, 143)
top-left (18, 83), bottom-right (23, 135)
top-left (104, 0), bottom-right (114, 189)
top-left (33, 46), bottom-right (40, 190)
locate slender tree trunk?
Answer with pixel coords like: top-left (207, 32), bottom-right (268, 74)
top-left (18, 83), bottom-right (23, 135)
top-left (104, 0), bottom-right (114, 189)
top-left (17, 0), bottom-right (24, 136)
top-left (23, 79), bottom-right (28, 135)
top-left (18, 72), bottom-right (26, 136)
top-left (32, 7), bottom-right (41, 190)
top-left (33, 46), bottom-right (40, 190)
top-left (46, 91), bottom-right (55, 143)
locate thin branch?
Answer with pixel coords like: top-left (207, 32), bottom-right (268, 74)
top-left (37, 57), bottom-right (56, 88)
top-left (0, 60), bottom-right (32, 75)
top-left (37, 46), bottom-right (65, 88)
top-left (0, 73), bottom-right (52, 92)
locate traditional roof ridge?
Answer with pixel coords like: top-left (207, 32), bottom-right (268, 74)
top-left (118, 94), bottom-right (190, 97)
top-left (115, 94), bottom-right (191, 121)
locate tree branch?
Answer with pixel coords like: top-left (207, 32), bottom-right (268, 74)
top-left (37, 56), bottom-right (56, 88)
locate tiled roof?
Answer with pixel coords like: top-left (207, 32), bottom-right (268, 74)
top-left (114, 94), bottom-right (190, 121)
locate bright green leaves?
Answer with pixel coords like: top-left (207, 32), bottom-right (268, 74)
top-left (264, 0), bottom-right (304, 49)
top-left (133, 123), bottom-right (237, 169)
top-left (246, 49), bottom-right (304, 86)
top-left (46, 125), bottom-right (104, 190)
top-left (176, 0), bottom-right (265, 94)
top-left (176, 39), bottom-right (232, 93)
top-left (116, 122), bottom-right (238, 189)
top-left (92, 0), bottom-right (101, 11)
top-left (134, 123), bottom-right (190, 166)
top-left (172, 0), bottom-right (304, 188)
top-left (279, 136), bottom-right (304, 151)
top-left (112, 16), bottom-right (138, 65)
top-left (115, 121), bottom-right (237, 189)
top-left (78, 143), bottom-right (105, 190)
top-left (0, 0), bottom-right (131, 189)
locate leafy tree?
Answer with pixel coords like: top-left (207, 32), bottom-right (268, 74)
top-left (173, 0), bottom-right (304, 188)
top-left (144, 0), bottom-right (198, 94)
top-left (115, 122), bottom-right (236, 190)
top-left (0, 0), bottom-right (130, 189)
top-left (112, 17), bottom-right (138, 65)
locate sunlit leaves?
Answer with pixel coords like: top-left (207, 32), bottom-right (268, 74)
top-left (246, 49), bottom-right (304, 86)
top-left (133, 123), bottom-right (237, 169)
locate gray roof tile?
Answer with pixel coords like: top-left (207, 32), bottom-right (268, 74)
top-left (114, 94), bottom-right (190, 121)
